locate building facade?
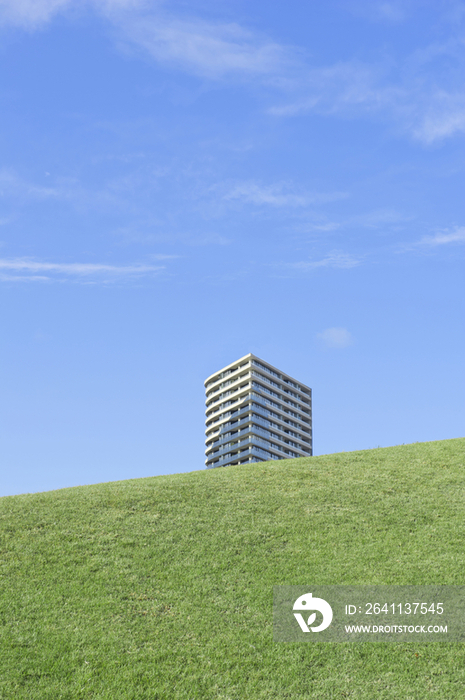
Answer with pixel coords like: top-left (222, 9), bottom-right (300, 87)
top-left (204, 353), bottom-right (312, 468)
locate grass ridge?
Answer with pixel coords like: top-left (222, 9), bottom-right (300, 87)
top-left (1, 438), bottom-right (464, 699)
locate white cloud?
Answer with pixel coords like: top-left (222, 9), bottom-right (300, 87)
top-left (0, 167), bottom-right (170, 214)
top-left (0, 168), bottom-right (63, 199)
top-left (419, 226), bottom-right (465, 246)
top-left (269, 60), bottom-right (388, 117)
top-left (0, 167), bottom-right (125, 215)
top-left (347, 0), bottom-right (410, 23)
top-left (412, 92), bottom-right (465, 143)
top-left (0, 0), bottom-right (289, 79)
top-left (269, 38), bottom-right (465, 144)
top-left (0, 0), bottom-right (72, 29)
top-left (372, 2), bottom-right (406, 21)
top-left (303, 222), bottom-right (341, 232)
top-left (317, 327), bottom-right (354, 348)
top-left (0, 257), bottom-right (165, 282)
top-left (350, 208), bottom-right (413, 228)
top-left (120, 16), bottom-right (289, 80)
top-left (1, 0), bottom-right (465, 143)
top-left (223, 181), bottom-right (347, 207)
top-left (0, 0), bottom-right (142, 28)
top-left (289, 250), bottom-right (361, 270)
top-left (186, 232), bottom-right (231, 246)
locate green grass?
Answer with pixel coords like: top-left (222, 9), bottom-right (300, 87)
top-left (1, 438), bottom-right (464, 699)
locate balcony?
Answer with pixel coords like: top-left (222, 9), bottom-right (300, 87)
top-left (206, 443), bottom-right (282, 468)
top-left (251, 383), bottom-right (310, 419)
top-left (207, 392), bottom-right (310, 430)
top-left (205, 371), bottom-right (252, 400)
top-left (205, 363), bottom-right (252, 394)
top-left (205, 432), bottom-right (304, 465)
top-left (206, 419), bottom-right (310, 455)
top-left (251, 371), bottom-right (310, 408)
top-left (206, 382), bottom-right (255, 413)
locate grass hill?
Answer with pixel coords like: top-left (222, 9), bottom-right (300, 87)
top-left (1, 438), bottom-right (464, 699)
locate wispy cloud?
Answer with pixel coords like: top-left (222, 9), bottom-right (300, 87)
top-left (418, 226), bottom-right (465, 246)
top-left (0, 257), bottom-right (168, 282)
top-left (347, 0), bottom-right (411, 23)
top-left (316, 327), bottom-right (354, 348)
top-left (288, 250), bottom-right (361, 270)
top-left (1, 0), bottom-right (465, 143)
top-left (0, 0), bottom-right (141, 30)
top-left (303, 222), bottom-right (341, 232)
top-left (222, 181), bottom-right (347, 207)
top-left (350, 208), bottom-right (413, 228)
top-left (0, 0), bottom-right (72, 29)
top-left (369, 2), bottom-right (407, 22)
top-left (0, 166), bottom-right (169, 215)
top-left (412, 92), bottom-right (465, 143)
top-left (0, 168), bottom-right (63, 200)
top-left (269, 60), bottom-right (383, 117)
top-left (269, 40), bottom-right (465, 144)
top-left (120, 15), bottom-right (290, 80)
top-left (0, 1), bottom-right (290, 79)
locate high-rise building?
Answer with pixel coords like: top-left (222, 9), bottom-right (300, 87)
top-left (204, 353), bottom-right (312, 468)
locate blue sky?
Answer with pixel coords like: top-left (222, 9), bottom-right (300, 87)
top-left (0, 0), bottom-right (464, 496)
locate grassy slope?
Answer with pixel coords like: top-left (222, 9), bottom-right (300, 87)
top-left (1, 438), bottom-right (464, 700)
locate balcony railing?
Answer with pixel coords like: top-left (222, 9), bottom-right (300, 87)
top-left (206, 444), bottom-right (283, 468)
top-left (205, 433), bottom-right (303, 464)
top-left (206, 370), bottom-right (309, 411)
top-left (206, 392), bottom-right (311, 434)
top-left (251, 369), bottom-right (309, 403)
top-left (206, 419), bottom-right (310, 455)
top-left (206, 382), bottom-right (255, 412)
top-left (251, 384), bottom-right (310, 419)
top-left (251, 372), bottom-right (310, 407)
top-left (206, 371), bottom-right (251, 400)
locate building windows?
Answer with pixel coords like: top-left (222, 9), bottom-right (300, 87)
top-left (205, 353), bottom-right (312, 469)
